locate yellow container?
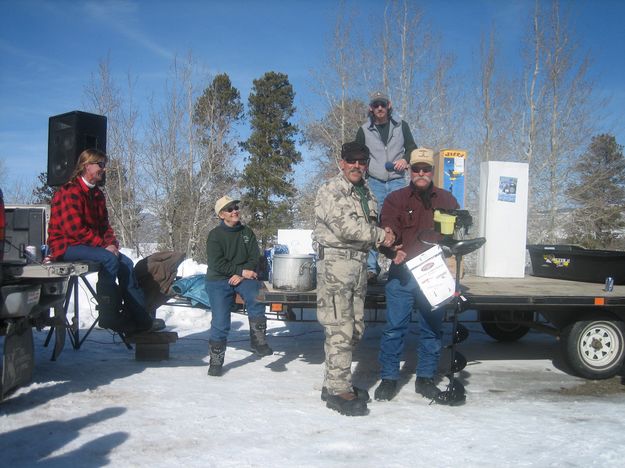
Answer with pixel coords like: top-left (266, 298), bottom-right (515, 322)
top-left (434, 210), bottom-right (456, 235)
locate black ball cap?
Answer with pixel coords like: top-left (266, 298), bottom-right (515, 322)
top-left (341, 141), bottom-right (370, 160)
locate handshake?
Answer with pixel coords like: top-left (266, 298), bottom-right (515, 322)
top-left (382, 226), bottom-right (396, 247)
top-left (381, 227), bottom-right (406, 264)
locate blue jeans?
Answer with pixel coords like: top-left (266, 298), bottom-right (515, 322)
top-left (379, 263), bottom-right (444, 380)
top-left (205, 278), bottom-right (266, 342)
top-left (62, 245), bottom-right (151, 329)
top-left (367, 176), bottom-right (407, 274)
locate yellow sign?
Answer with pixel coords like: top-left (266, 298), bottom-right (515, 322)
top-left (440, 149), bottom-right (467, 158)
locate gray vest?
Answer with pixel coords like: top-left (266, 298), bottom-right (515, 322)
top-left (361, 118), bottom-right (406, 181)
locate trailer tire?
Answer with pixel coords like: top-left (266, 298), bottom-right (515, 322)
top-left (561, 317), bottom-right (625, 380)
top-left (480, 310), bottom-right (532, 342)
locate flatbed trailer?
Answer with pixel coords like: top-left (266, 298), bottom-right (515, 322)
top-left (259, 275), bottom-right (625, 380)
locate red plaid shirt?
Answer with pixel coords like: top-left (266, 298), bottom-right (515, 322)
top-left (47, 177), bottom-right (118, 259)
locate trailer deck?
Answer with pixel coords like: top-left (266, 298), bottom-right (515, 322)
top-left (260, 274), bottom-right (625, 311)
top-left (259, 274), bottom-right (625, 379)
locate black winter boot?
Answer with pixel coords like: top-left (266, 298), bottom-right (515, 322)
top-left (415, 377), bottom-right (442, 399)
top-left (321, 386), bottom-right (370, 403)
top-left (325, 392), bottom-right (369, 416)
top-left (97, 287), bottom-right (135, 334)
top-left (249, 317), bottom-right (273, 356)
top-left (208, 340), bottom-right (226, 377)
top-left (374, 379), bottom-right (398, 401)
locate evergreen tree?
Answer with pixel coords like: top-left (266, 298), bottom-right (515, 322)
top-left (31, 172), bottom-right (55, 204)
top-left (241, 72), bottom-right (301, 249)
top-left (566, 134), bottom-right (625, 248)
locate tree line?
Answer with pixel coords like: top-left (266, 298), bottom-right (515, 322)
top-left (3, 0), bottom-right (624, 257)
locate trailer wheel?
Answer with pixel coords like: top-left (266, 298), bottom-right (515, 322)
top-left (561, 317), bottom-right (625, 380)
top-left (480, 310), bottom-right (532, 342)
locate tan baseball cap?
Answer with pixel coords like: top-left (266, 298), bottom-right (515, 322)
top-left (214, 195), bottom-right (240, 216)
top-left (409, 148), bottom-right (434, 166)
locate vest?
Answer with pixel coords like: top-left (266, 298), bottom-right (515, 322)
top-left (361, 118), bottom-right (406, 182)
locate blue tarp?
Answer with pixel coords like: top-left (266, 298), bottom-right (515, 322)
top-left (171, 274), bottom-right (210, 308)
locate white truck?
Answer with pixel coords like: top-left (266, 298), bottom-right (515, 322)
top-left (0, 198), bottom-right (74, 400)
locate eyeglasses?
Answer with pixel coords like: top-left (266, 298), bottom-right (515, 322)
top-left (345, 158), bottom-right (369, 166)
top-left (92, 161), bottom-right (106, 168)
top-left (225, 205), bottom-right (240, 213)
top-left (371, 101), bottom-right (387, 109)
top-left (411, 164), bottom-right (433, 174)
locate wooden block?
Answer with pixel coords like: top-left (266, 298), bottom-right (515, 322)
top-left (126, 331), bottom-right (178, 361)
top-left (135, 343), bottom-right (170, 361)
top-left (126, 331), bottom-right (178, 344)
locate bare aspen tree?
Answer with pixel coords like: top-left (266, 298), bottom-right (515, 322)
top-left (529, 0), bottom-right (594, 242)
top-left (522, 0), bottom-right (545, 166)
top-left (306, 3), bottom-right (364, 173)
top-left (141, 55), bottom-right (242, 262)
top-left (83, 56), bottom-right (142, 253)
top-left (306, 0), bottom-right (460, 172)
top-left (142, 55), bottom-right (193, 254)
top-left (479, 29), bottom-right (496, 164)
top-left (474, 1), bottom-right (598, 243)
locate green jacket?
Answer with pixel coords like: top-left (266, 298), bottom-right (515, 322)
top-left (205, 221), bottom-right (260, 280)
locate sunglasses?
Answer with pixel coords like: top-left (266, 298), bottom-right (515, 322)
top-left (93, 161), bottom-right (106, 168)
top-left (345, 158), bottom-right (369, 166)
top-left (371, 101), bottom-right (387, 109)
top-left (225, 205), bottom-right (240, 213)
top-left (411, 164), bottom-right (433, 174)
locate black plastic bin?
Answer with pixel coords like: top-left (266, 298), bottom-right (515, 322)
top-left (527, 244), bottom-right (625, 285)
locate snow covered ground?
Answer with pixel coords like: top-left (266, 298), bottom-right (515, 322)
top-left (2, 258), bottom-right (624, 467)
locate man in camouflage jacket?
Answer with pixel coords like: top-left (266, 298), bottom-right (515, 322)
top-left (312, 141), bottom-right (396, 416)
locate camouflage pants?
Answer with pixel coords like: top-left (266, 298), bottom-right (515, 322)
top-left (316, 251), bottom-right (367, 395)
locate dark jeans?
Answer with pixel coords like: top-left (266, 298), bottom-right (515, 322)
top-left (62, 245), bottom-right (151, 329)
top-left (379, 263), bottom-right (444, 380)
top-left (205, 278), bottom-right (266, 342)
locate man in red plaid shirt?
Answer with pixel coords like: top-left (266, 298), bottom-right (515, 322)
top-left (47, 149), bottom-right (163, 335)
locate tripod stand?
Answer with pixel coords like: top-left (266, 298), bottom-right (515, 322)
top-left (434, 236), bottom-right (486, 405)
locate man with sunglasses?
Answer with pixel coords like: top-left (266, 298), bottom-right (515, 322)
top-left (313, 141), bottom-right (396, 416)
top-left (355, 91), bottom-right (417, 284)
top-left (47, 149), bottom-right (162, 336)
top-left (373, 148), bottom-right (459, 403)
top-left (204, 195), bottom-right (272, 377)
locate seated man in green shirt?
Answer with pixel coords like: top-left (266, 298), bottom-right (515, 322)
top-left (204, 195), bottom-right (272, 377)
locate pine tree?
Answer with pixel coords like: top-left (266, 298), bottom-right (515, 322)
top-left (31, 172), bottom-right (55, 204)
top-left (566, 134), bottom-right (625, 248)
top-left (241, 72), bottom-right (301, 249)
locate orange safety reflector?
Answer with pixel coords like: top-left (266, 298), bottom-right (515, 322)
top-left (270, 303), bottom-right (283, 312)
top-left (594, 297), bottom-right (605, 305)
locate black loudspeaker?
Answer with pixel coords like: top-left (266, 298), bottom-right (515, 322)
top-left (47, 110), bottom-right (107, 186)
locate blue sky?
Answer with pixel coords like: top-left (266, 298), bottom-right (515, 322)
top-left (1, 0), bottom-right (624, 193)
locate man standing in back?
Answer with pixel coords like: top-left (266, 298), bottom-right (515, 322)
top-left (356, 91), bottom-right (417, 283)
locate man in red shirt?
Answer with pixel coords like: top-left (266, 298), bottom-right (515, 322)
top-left (47, 149), bottom-right (160, 335)
top-left (374, 148), bottom-right (459, 402)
